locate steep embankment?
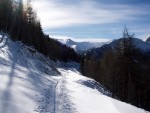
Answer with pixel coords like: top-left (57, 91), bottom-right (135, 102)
top-left (0, 35), bottom-right (60, 113)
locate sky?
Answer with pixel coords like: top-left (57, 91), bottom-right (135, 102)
top-left (31, 0), bottom-right (150, 41)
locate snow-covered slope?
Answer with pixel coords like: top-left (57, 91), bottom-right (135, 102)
top-left (0, 35), bottom-right (60, 113)
top-left (57, 63), bottom-right (148, 113)
top-left (0, 35), bottom-right (148, 113)
top-left (57, 38), bottom-right (108, 53)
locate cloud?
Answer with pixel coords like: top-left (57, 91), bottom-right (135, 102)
top-left (49, 34), bottom-right (110, 42)
top-left (32, 0), bottom-right (149, 29)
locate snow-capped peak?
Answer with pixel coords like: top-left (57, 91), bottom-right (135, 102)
top-left (57, 38), bottom-right (109, 53)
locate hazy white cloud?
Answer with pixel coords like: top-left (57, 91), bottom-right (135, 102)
top-left (48, 34), bottom-right (110, 42)
top-left (31, 0), bottom-right (149, 29)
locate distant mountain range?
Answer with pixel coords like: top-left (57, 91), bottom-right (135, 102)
top-left (56, 38), bottom-right (109, 54)
top-left (84, 38), bottom-right (150, 59)
top-left (56, 37), bottom-right (150, 56)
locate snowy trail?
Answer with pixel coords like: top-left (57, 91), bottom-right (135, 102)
top-left (55, 74), bottom-right (76, 113)
top-left (57, 67), bottom-right (149, 113)
top-left (0, 36), bottom-right (77, 113)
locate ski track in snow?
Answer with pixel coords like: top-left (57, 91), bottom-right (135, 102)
top-left (55, 77), bottom-right (77, 113)
top-left (0, 36), bottom-right (77, 113)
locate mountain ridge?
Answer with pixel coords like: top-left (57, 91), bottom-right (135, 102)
top-left (84, 37), bottom-right (150, 59)
top-left (56, 38), bottom-right (109, 54)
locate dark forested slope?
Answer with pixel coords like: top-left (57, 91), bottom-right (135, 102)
top-left (81, 30), bottom-right (150, 111)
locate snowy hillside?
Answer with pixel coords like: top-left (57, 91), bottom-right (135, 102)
top-left (0, 35), bottom-right (60, 113)
top-left (0, 35), bottom-right (148, 113)
top-left (57, 38), bottom-right (108, 53)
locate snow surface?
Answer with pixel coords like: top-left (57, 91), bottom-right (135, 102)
top-left (0, 36), bottom-right (59, 113)
top-left (57, 65), bottom-right (148, 113)
top-left (0, 35), bottom-right (149, 113)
